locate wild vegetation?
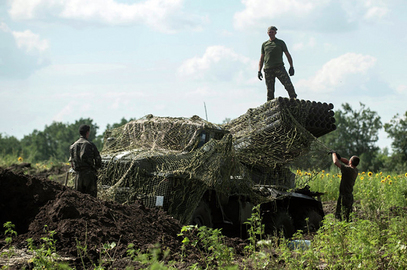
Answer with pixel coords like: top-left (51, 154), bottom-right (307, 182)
top-left (1, 164), bottom-right (406, 269)
top-left (1, 102), bottom-right (407, 268)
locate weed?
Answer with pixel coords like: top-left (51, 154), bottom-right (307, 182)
top-left (3, 222), bottom-right (17, 248)
top-left (26, 225), bottom-right (70, 269)
top-left (1, 222), bottom-right (18, 269)
top-left (243, 204), bottom-right (265, 254)
top-left (126, 243), bottom-right (173, 269)
top-left (178, 225), bottom-right (235, 268)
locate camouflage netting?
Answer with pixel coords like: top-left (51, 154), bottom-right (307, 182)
top-left (225, 97), bottom-right (336, 167)
top-left (96, 98), bottom-right (336, 224)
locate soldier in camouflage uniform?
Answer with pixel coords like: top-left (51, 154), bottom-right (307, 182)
top-left (330, 152), bottom-right (360, 222)
top-left (69, 124), bottom-right (101, 197)
top-left (258, 26), bottom-right (297, 101)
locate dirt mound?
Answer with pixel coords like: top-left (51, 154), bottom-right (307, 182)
top-left (0, 168), bottom-right (190, 268)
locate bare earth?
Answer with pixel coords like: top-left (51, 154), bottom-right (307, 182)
top-left (0, 166), bottom-right (337, 269)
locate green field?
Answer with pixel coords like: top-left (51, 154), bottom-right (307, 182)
top-left (279, 169), bottom-right (407, 269)
top-left (2, 158), bottom-right (407, 269)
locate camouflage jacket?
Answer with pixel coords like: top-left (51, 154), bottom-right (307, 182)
top-left (69, 136), bottom-right (102, 172)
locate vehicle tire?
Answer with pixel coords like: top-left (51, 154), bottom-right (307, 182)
top-left (190, 200), bottom-right (213, 227)
top-left (302, 209), bottom-right (323, 232)
top-left (266, 209), bottom-right (295, 238)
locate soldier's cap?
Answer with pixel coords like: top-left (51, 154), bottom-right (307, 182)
top-left (267, 26), bottom-right (278, 32)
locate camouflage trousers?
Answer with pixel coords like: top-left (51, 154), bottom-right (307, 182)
top-left (264, 66), bottom-right (297, 101)
top-left (75, 170), bottom-right (98, 197)
top-left (335, 193), bottom-right (354, 222)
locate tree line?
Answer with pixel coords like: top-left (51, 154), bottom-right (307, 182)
top-left (0, 117), bottom-right (134, 164)
top-left (0, 103), bottom-right (406, 172)
top-left (319, 103), bottom-right (407, 173)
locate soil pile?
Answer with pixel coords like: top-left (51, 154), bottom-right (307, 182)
top-left (0, 168), bottom-right (193, 269)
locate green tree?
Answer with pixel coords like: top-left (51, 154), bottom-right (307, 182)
top-left (105, 117), bottom-right (135, 130)
top-left (20, 118), bottom-right (100, 162)
top-left (1, 118), bottom-right (141, 164)
top-left (97, 117), bottom-right (136, 148)
top-left (0, 133), bottom-right (22, 157)
top-left (21, 129), bottom-right (53, 162)
top-left (384, 111), bottom-right (407, 172)
top-left (321, 103), bottom-right (382, 172)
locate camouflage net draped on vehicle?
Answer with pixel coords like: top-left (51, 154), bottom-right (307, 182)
top-left (97, 97), bottom-right (336, 224)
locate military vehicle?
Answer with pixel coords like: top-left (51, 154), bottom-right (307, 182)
top-left (98, 97), bottom-right (336, 238)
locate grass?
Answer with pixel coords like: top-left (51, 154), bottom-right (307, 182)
top-left (0, 155), bottom-right (69, 172)
top-left (2, 160), bottom-right (407, 269)
top-left (301, 169), bottom-right (407, 210)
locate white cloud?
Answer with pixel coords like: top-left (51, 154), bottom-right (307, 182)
top-left (7, 0), bottom-right (205, 33)
top-left (185, 87), bottom-right (218, 98)
top-left (53, 101), bottom-right (76, 122)
top-left (52, 92), bottom-right (96, 121)
top-left (0, 22), bottom-right (50, 78)
top-left (103, 91), bottom-right (146, 109)
top-left (396, 85), bottom-right (407, 94)
top-left (12, 30), bottom-right (49, 53)
top-left (39, 63), bottom-right (126, 77)
top-left (337, 0), bottom-right (391, 27)
top-left (292, 37), bottom-right (316, 51)
top-left (233, 0), bottom-right (390, 32)
top-left (234, 0), bottom-right (329, 30)
top-left (178, 45), bottom-right (254, 82)
top-left (297, 53), bottom-right (377, 93)
top-left (343, 0), bottom-right (389, 21)
top-left (363, 6), bottom-right (388, 20)
top-left (0, 22), bottom-right (11, 32)
top-left (178, 46), bottom-right (244, 74)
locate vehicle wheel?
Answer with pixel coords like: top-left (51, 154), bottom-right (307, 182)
top-left (190, 200), bottom-right (213, 227)
top-left (266, 209), bottom-right (295, 238)
top-left (302, 209), bottom-right (323, 232)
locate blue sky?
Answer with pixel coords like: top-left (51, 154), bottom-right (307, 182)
top-left (1, 0), bottom-right (406, 150)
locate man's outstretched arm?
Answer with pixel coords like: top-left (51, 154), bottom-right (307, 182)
top-left (332, 153), bottom-right (342, 168)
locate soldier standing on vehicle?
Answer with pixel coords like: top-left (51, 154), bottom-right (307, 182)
top-left (69, 124), bottom-right (101, 197)
top-left (258, 26), bottom-right (297, 101)
top-left (330, 151), bottom-right (360, 222)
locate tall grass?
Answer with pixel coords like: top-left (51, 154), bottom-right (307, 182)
top-left (2, 160), bottom-right (407, 269)
top-left (300, 169), bottom-right (407, 210)
top-left (269, 169), bottom-right (407, 269)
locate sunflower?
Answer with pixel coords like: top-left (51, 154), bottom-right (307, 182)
top-left (18, 156), bottom-right (23, 162)
top-left (368, 172), bottom-right (373, 177)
